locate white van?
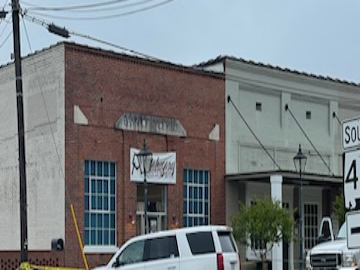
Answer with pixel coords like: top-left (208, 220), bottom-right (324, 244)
top-left (93, 225), bottom-right (241, 270)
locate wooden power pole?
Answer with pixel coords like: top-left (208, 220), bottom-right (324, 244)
top-left (11, 0), bottom-right (28, 262)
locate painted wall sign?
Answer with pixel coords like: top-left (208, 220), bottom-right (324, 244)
top-left (116, 112), bottom-right (187, 137)
top-left (130, 148), bottom-right (176, 184)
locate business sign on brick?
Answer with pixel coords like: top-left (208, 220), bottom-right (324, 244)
top-left (343, 117), bottom-right (360, 150)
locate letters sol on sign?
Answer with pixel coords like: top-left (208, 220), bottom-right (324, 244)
top-left (343, 118), bottom-right (360, 150)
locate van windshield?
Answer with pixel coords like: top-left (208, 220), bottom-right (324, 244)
top-left (336, 222), bottom-right (346, 239)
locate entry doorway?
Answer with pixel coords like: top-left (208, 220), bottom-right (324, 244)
top-left (136, 184), bottom-right (167, 235)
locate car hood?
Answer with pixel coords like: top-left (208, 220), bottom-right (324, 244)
top-left (310, 239), bottom-right (347, 254)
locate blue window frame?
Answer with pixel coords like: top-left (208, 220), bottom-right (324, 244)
top-left (183, 169), bottom-right (210, 227)
top-left (84, 160), bottom-right (116, 246)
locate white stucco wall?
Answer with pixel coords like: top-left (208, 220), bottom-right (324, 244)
top-left (0, 45), bottom-right (65, 250)
top-left (225, 59), bottom-right (360, 176)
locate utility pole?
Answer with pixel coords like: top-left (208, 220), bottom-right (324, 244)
top-left (11, 0), bottom-right (28, 262)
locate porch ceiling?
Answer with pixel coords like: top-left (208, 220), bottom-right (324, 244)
top-left (226, 170), bottom-right (342, 187)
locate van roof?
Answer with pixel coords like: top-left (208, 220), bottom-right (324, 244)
top-left (124, 225), bottom-right (232, 244)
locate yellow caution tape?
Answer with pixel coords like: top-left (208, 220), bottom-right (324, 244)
top-left (18, 262), bottom-right (85, 270)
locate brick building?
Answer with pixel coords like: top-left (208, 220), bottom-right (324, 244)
top-left (0, 42), bottom-right (225, 269)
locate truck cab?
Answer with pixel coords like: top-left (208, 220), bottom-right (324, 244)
top-left (306, 217), bottom-right (360, 270)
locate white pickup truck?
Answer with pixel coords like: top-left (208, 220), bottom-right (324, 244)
top-left (305, 217), bottom-right (360, 270)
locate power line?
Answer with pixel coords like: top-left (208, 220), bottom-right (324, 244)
top-left (23, 13), bottom-right (163, 61)
top-left (0, 16), bottom-right (11, 37)
top-left (227, 95), bottom-right (282, 170)
top-left (22, 0), bottom-right (157, 13)
top-left (285, 104), bottom-right (335, 176)
top-left (22, 0), bottom-right (132, 11)
top-left (0, 28), bottom-right (11, 47)
top-left (332, 111), bottom-right (342, 126)
top-left (23, 0), bottom-right (174, 20)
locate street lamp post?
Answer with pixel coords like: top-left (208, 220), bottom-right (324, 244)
top-left (135, 140), bottom-right (153, 234)
top-left (293, 144), bottom-right (307, 270)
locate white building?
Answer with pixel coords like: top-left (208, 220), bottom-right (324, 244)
top-left (200, 57), bottom-right (360, 270)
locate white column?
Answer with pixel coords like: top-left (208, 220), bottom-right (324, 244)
top-left (271, 175), bottom-right (283, 270)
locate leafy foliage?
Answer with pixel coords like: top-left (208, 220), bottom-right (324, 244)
top-left (332, 193), bottom-right (346, 225)
top-left (231, 196), bottom-right (295, 263)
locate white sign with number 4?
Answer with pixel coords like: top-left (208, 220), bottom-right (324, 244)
top-left (344, 150), bottom-right (360, 210)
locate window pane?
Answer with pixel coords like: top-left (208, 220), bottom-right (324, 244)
top-left (91, 214), bottom-right (96, 227)
top-left (85, 178), bottom-right (89, 193)
top-left (91, 180), bottom-right (96, 193)
top-left (110, 230), bottom-right (115, 245)
top-left (199, 171), bottom-right (203, 184)
top-left (119, 240), bottom-right (144, 265)
top-left (85, 230), bottom-right (89, 245)
top-left (184, 169), bottom-right (188, 183)
top-left (183, 186), bottom-right (187, 198)
top-left (85, 195), bottom-right (89, 211)
top-left (85, 212), bottom-right (89, 227)
top-left (97, 231), bottom-right (103, 245)
top-left (205, 171), bottom-right (209, 184)
top-left (97, 162), bottom-right (103, 176)
top-left (186, 232), bottom-right (215, 255)
top-left (104, 214), bottom-right (109, 228)
top-left (104, 196), bottom-right (109, 210)
top-left (194, 170), bottom-right (198, 184)
top-left (97, 180), bottom-right (102, 193)
top-left (110, 214), bottom-right (115, 228)
top-left (104, 162), bottom-right (109, 177)
top-left (91, 161), bottom-right (96, 175)
top-left (218, 232), bottom-right (236, 252)
top-left (110, 163), bottom-right (115, 177)
top-left (104, 230), bottom-right (109, 245)
top-left (183, 201), bottom-right (187, 214)
top-left (91, 230), bottom-right (96, 245)
top-left (110, 197), bottom-right (115, 211)
top-left (194, 187), bottom-right (198, 199)
top-left (97, 196), bottom-right (103, 209)
top-left (85, 160), bottom-right (89, 176)
top-left (104, 180), bottom-right (108, 193)
top-left (110, 180), bottom-right (115, 194)
top-left (97, 214), bottom-right (103, 228)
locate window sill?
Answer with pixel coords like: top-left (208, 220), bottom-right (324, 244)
top-left (84, 245), bottom-right (119, 254)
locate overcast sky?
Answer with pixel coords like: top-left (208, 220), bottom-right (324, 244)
top-left (1, 0), bottom-right (360, 83)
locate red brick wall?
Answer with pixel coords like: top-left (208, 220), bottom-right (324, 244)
top-left (0, 251), bottom-right (65, 270)
top-left (63, 44), bottom-right (225, 268)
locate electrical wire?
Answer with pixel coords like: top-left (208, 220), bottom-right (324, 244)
top-left (333, 112), bottom-right (342, 126)
top-left (21, 13), bottom-right (67, 197)
top-left (22, 0), bottom-right (133, 11)
top-left (23, 13), bottom-right (163, 61)
top-left (0, 17), bottom-right (11, 38)
top-left (22, 0), bottom-right (157, 13)
top-left (0, 28), bottom-right (11, 47)
top-left (227, 95), bottom-right (282, 170)
top-left (285, 104), bottom-right (335, 176)
top-left (24, 0), bottom-right (174, 20)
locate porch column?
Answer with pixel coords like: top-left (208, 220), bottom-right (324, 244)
top-left (271, 175), bottom-right (283, 270)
